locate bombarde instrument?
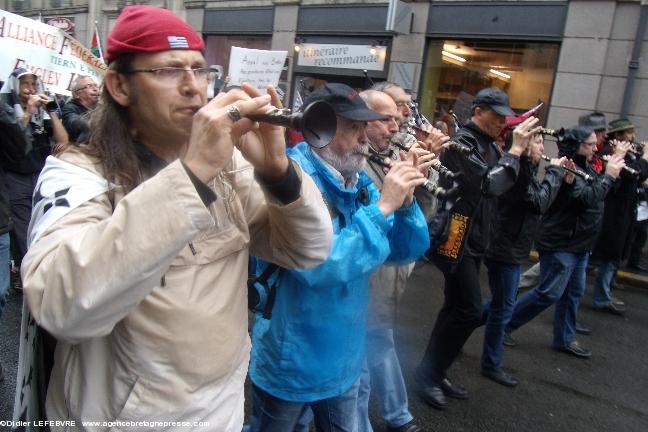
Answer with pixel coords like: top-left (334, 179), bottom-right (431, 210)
top-left (390, 133), bottom-right (460, 180)
top-left (246, 100), bottom-right (337, 149)
top-left (600, 154), bottom-right (639, 176)
top-left (358, 151), bottom-right (459, 199)
top-left (540, 155), bottom-right (593, 182)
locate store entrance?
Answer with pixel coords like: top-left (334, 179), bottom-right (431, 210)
top-left (291, 73), bottom-right (377, 110)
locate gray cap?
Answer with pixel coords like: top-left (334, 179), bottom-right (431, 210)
top-left (578, 111), bottom-right (606, 131)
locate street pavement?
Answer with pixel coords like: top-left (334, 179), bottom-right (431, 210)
top-left (1, 260), bottom-right (647, 431)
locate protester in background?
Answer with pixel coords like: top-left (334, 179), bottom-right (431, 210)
top-left (357, 89), bottom-right (425, 432)
top-left (627, 181), bottom-right (648, 271)
top-left (0, 101), bottom-right (30, 382)
top-left (417, 88), bottom-right (527, 410)
top-left (371, 81), bottom-right (412, 126)
top-left (592, 118), bottom-right (648, 314)
top-left (61, 75), bottom-right (100, 143)
top-left (505, 127), bottom-right (624, 359)
top-left (0, 68), bottom-right (67, 290)
top-left (578, 111), bottom-right (607, 174)
top-left (481, 124), bottom-right (565, 387)
top-left (246, 83), bottom-right (429, 432)
top-left (374, 82), bottom-right (449, 223)
top-left (19, 6), bottom-right (332, 430)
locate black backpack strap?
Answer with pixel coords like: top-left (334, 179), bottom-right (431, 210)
top-left (257, 262), bottom-right (280, 285)
top-left (248, 263), bottom-right (281, 320)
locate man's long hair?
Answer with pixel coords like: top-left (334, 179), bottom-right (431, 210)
top-left (83, 55), bottom-right (142, 193)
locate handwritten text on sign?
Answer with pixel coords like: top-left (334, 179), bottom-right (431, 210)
top-left (0, 9), bottom-right (106, 96)
top-left (297, 43), bottom-right (387, 71)
top-left (228, 47), bottom-right (287, 91)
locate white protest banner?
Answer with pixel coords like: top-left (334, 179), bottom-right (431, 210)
top-left (0, 9), bottom-right (107, 96)
top-left (228, 46), bottom-right (287, 91)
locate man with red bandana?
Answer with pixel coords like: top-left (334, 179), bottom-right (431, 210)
top-left (19, 6), bottom-right (332, 430)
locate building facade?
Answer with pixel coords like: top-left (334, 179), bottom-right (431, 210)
top-left (3, 0), bottom-right (647, 139)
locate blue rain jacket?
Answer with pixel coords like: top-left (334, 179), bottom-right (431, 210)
top-left (249, 142), bottom-right (429, 402)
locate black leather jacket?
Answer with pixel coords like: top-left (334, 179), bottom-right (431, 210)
top-left (61, 98), bottom-right (91, 143)
top-left (434, 121), bottom-right (520, 260)
top-left (535, 155), bottom-right (615, 254)
top-left (0, 102), bottom-right (30, 233)
top-left (486, 160), bottom-right (564, 264)
top-left (593, 148), bottom-right (648, 261)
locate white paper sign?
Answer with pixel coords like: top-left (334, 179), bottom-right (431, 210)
top-left (0, 9), bottom-right (107, 96)
top-left (228, 46), bottom-right (287, 90)
top-left (297, 43), bottom-right (387, 71)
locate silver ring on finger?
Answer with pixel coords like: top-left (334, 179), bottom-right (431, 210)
top-left (227, 105), bottom-right (242, 122)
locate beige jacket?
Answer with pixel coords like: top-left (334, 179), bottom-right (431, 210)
top-left (363, 157), bottom-right (415, 329)
top-left (21, 148), bottom-right (332, 430)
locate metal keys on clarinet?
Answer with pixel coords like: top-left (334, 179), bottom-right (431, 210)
top-left (359, 151), bottom-right (458, 199)
top-left (390, 133), bottom-right (460, 180)
top-left (540, 155), bottom-right (593, 182)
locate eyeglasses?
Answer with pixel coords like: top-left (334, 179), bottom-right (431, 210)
top-left (583, 140), bottom-right (597, 147)
top-left (122, 67), bottom-right (215, 85)
top-left (75, 84), bottom-right (99, 92)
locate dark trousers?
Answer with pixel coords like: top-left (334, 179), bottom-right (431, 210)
top-left (5, 171), bottom-right (38, 268)
top-left (627, 219), bottom-right (648, 266)
top-left (418, 255), bottom-right (483, 384)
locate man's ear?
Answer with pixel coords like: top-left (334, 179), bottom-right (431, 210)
top-left (104, 70), bottom-right (131, 107)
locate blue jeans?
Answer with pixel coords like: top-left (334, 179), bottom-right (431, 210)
top-left (357, 328), bottom-right (413, 431)
top-left (247, 379), bottom-right (361, 432)
top-left (507, 251), bottom-right (589, 348)
top-left (0, 233), bottom-right (10, 319)
top-left (482, 260), bottom-right (520, 371)
top-left (593, 259), bottom-right (619, 307)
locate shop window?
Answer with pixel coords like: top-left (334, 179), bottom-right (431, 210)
top-left (420, 40), bottom-right (559, 133)
top-left (50, 0), bottom-right (74, 7)
top-left (12, 0), bottom-right (32, 10)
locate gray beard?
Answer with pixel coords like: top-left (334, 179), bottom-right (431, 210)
top-left (318, 144), bottom-right (369, 179)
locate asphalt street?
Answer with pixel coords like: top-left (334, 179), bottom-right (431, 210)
top-left (1, 260), bottom-right (647, 431)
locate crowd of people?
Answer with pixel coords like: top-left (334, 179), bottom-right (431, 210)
top-left (1, 5), bottom-right (647, 432)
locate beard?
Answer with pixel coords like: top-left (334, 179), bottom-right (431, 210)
top-left (319, 143), bottom-right (369, 179)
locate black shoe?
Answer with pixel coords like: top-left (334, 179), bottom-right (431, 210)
top-left (418, 382), bottom-right (447, 410)
top-left (389, 420), bottom-right (422, 432)
top-left (482, 368), bottom-right (519, 387)
top-left (503, 332), bottom-right (517, 347)
top-left (575, 321), bottom-right (591, 335)
top-left (440, 377), bottom-right (468, 399)
top-left (593, 303), bottom-right (626, 315)
top-left (555, 341), bottom-right (592, 359)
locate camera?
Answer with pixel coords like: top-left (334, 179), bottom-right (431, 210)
top-left (45, 100), bottom-right (58, 113)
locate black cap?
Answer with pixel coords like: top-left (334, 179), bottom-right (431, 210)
top-left (578, 111), bottom-right (607, 131)
top-left (472, 87), bottom-right (515, 116)
top-left (558, 125), bottom-right (593, 157)
top-left (304, 83), bottom-right (387, 121)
